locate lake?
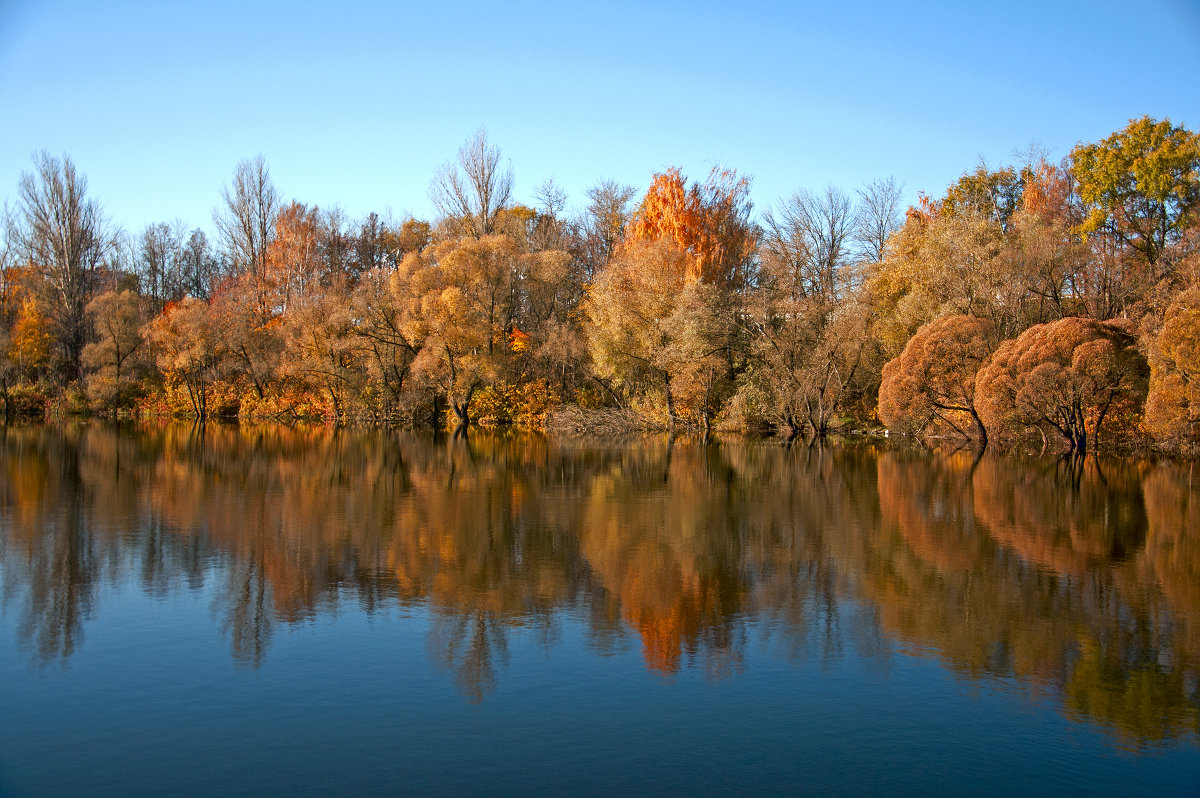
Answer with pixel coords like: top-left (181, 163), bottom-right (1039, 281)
top-left (1, 423), bottom-right (1198, 795)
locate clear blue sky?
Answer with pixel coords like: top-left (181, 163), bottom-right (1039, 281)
top-left (2, 0), bottom-right (1198, 238)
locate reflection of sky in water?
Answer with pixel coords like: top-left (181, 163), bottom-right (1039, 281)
top-left (0, 424), bottom-right (1198, 794)
top-left (2, 583), bottom-right (1196, 795)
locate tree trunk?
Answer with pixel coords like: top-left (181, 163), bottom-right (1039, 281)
top-left (664, 374), bottom-right (678, 428)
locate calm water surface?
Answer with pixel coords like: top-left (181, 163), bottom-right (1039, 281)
top-left (1, 423), bottom-right (1198, 795)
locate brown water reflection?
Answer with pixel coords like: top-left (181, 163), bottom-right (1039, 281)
top-left (0, 424), bottom-right (1197, 744)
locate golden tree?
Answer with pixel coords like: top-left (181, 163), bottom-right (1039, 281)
top-left (587, 168), bottom-right (755, 426)
top-left (1145, 285), bottom-right (1200, 450)
top-left (878, 314), bottom-right (997, 442)
top-left (975, 317), bottom-right (1149, 452)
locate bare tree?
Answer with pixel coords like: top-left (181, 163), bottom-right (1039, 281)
top-left (529, 178), bottom-right (573, 252)
top-left (16, 152), bottom-right (111, 380)
top-left (855, 176), bottom-right (904, 264)
top-left (535, 178), bottom-right (568, 218)
top-left (762, 186), bottom-right (856, 308)
top-left (138, 220), bottom-right (192, 308)
top-left (581, 179), bottom-right (637, 279)
top-left (429, 128), bottom-right (513, 238)
top-left (0, 203), bottom-right (14, 318)
top-left (319, 206), bottom-right (351, 278)
top-left (180, 229), bottom-right (221, 300)
top-left (214, 155), bottom-right (279, 302)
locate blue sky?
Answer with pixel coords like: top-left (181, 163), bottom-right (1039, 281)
top-left (2, 0), bottom-right (1198, 238)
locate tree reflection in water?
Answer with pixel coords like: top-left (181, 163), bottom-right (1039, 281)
top-left (0, 423), bottom-right (1197, 745)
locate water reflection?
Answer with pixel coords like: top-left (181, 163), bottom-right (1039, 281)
top-left (0, 423), bottom-right (1197, 744)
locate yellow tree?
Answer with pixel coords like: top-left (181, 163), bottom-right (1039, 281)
top-left (9, 295), bottom-right (52, 380)
top-left (1072, 116), bottom-right (1200, 271)
top-left (1145, 285), bottom-right (1200, 450)
top-left (263, 201), bottom-right (323, 313)
top-left (397, 235), bottom-right (521, 427)
top-left (588, 167), bottom-right (755, 426)
top-left (82, 290), bottom-right (149, 410)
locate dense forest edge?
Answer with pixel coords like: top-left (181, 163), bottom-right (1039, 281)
top-left (1, 117), bottom-right (1198, 455)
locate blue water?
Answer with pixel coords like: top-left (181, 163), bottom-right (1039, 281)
top-left (0, 424), bottom-right (1197, 795)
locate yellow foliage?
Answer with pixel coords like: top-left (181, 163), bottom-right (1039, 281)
top-left (11, 296), bottom-right (52, 376)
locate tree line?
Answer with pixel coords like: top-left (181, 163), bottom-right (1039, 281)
top-left (2, 118), bottom-right (1198, 453)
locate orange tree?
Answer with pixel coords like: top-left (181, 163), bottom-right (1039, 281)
top-left (586, 167), bottom-right (755, 426)
top-left (975, 317), bottom-right (1149, 452)
top-left (1145, 285), bottom-right (1200, 450)
top-left (878, 314), bottom-right (997, 443)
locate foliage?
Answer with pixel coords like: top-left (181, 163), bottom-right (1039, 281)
top-left (878, 314), bottom-right (997, 441)
top-left (1072, 116), bottom-right (1200, 267)
top-left (144, 298), bottom-right (222, 417)
top-left (10, 296), bottom-right (53, 380)
top-left (4, 121), bottom-right (1200, 451)
top-left (625, 166), bottom-right (756, 290)
top-left (82, 290), bottom-right (150, 411)
top-left (1145, 285), bottom-right (1200, 450)
top-left (975, 317), bottom-right (1149, 451)
top-left (588, 239), bottom-right (738, 428)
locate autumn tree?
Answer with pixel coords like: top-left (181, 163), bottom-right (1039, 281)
top-left (626, 167), bottom-right (755, 289)
top-left (941, 162), bottom-right (1026, 231)
top-left (864, 167), bottom-right (1037, 361)
top-left (396, 217), bottom-right (432, 256)
top-left (588, 239), bottom-right (692, 417)
top-left (878, 314), bottom-right (997, 442)
top-left (430, 129), bottom-right (513, 238)
top-left (1071, 116), bottom-right (1200, 271)
top-left (1005, 160), bottom-right (1089, 320)
top-left (1145, 285), bottom-right (1200, 450)
top-left (399, 235), bottom-right (522, 427)
top-left (144, 297), bottom-right (222, 417)
top-left (15, 152), bottom-right (111, 380)
top-left (516, 247), bottom-right (587, 394)
top-left (208, 281), bottom-right (283, 401)
top-left (82, 289), bottom-right (149, 410)
top-left (350, 268), bottom-right (421, 416)
top-left (588, 168), bottom-right (755, 426)
top-left (975, 317), bottom-right (1150, 452)
top-left (264, 201), bottom-right (322, 312)
top-left (281, 280), bottom-right (364, 419)
top-left (9, 295), bottom-right (53, 381)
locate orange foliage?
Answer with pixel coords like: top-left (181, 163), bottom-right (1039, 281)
top-left (264, 201), bottom-right (322, 311)
top-left (10, 296), bottom-right (53, 377)
top-left (976, 318), bottom-right (1149, 451)
top-left (878, 314), bottom-right (996, 440)
top-left (1146, 285), bottom-right (1200, 450)
top-left (624, 167), bottom-right (755, 288)
top-left (1020, 160), bottom-right (1072, 223)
